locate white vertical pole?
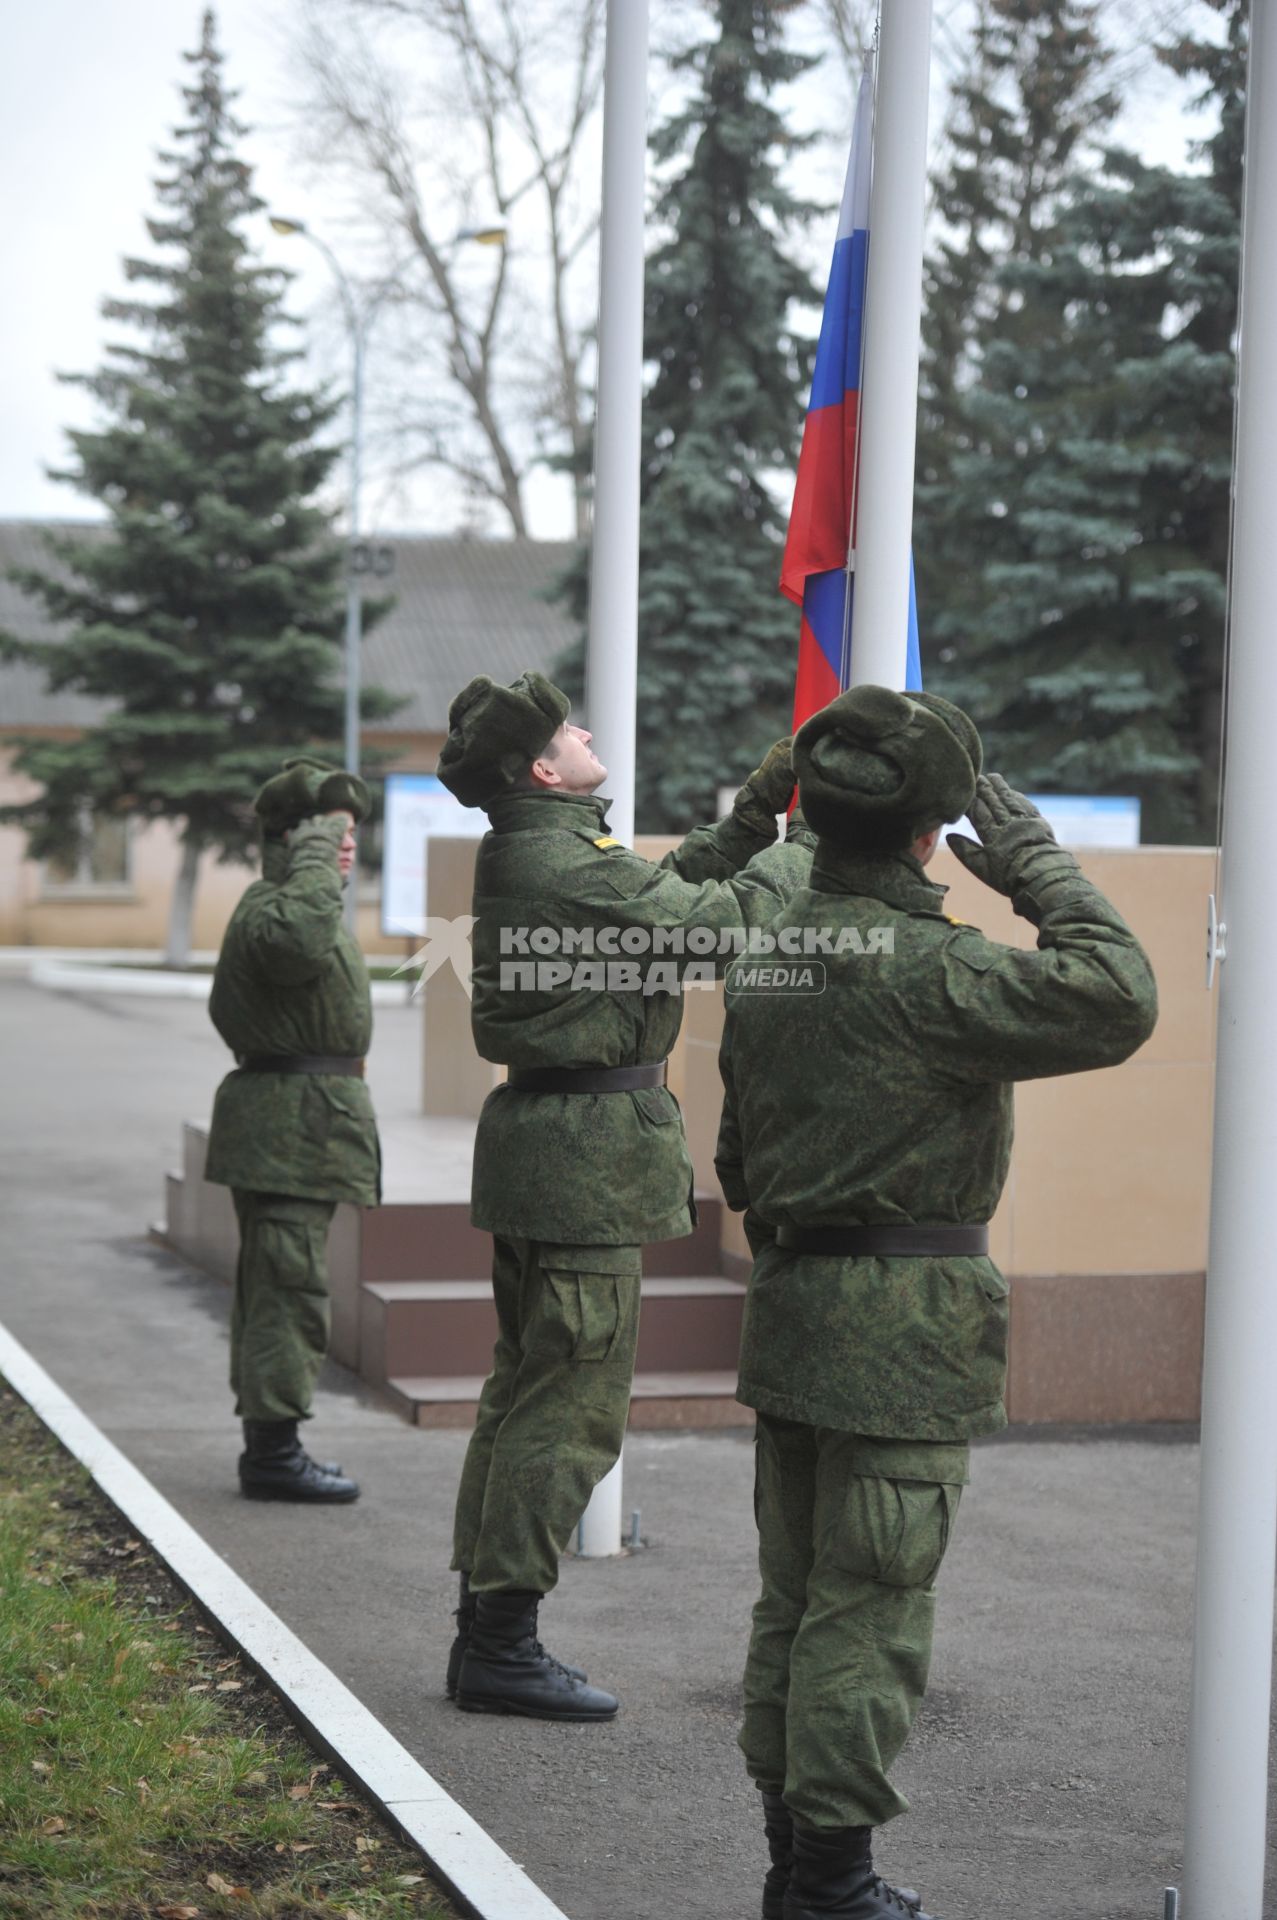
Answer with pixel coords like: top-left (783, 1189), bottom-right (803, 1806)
top-left (584, 0), bottom-right (649, 850)
top-left (847, 0), bottom-right (932, 691)
top-left (343, 321), bottom-right (365, 934)
top-left (578, 1455), bottom-right (624, 1560)
top-left (577, 0), bottom-right (649, 1560)
top-left (1182, 4), bottom-right (1277, 1912)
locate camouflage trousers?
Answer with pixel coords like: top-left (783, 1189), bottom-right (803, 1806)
top-left (741, 1412), bottom-right (968, 1830)
top-left (452, 1235), bottom-right (642, 1594)
top-left (230, 1191), bottom-right (336, 1423)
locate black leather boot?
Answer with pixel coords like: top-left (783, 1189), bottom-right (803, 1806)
top-left (783, 1822), bottom-right (934, 1919)
top-left (239, 1420), bottom-right (359, 1503)
top-left (761, 1790), bottom-right (793, 1920)
top-left (445, 1572), bottom-right (476, 1701)
top-left (456, 1589), bottom-right (618, 1721)
top-left (446, 1574), bottom-right (585, 1701)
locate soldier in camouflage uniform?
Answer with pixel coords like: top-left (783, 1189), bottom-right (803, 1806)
top-left (206, 756), bottom-right (380, 1504)
top-left (434, 670), bottom-right (812, 1722)
top-left (715, 687), bottom-right (1158, 1920)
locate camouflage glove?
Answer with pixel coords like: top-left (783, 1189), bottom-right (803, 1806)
top-left (733, 737), bottom-right (795, 839)
top-left (947, 774), bottom-right (1083, 924)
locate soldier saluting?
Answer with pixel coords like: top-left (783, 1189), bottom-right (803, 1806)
top-left (434, 669), bottom-right (811, 1723)
top-left (716, 688), bottom-right (1157, 1920)
top-left (205, 756), bottom-right (380, 1504)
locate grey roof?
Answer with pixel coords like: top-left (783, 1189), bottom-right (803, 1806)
top-left (0, 520), bottom-right (579, 734)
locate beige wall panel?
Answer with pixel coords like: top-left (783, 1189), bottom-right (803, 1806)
top-left (680, 1035), bottom-right (726, 1196)
top-left (421, 836), bottom-right (489, 1119)
top-left (1009, 1062), bottom-right (1212, 1276)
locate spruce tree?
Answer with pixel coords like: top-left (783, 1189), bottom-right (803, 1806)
top-left (632, 0), bottom-right (818, 830)
top-left (1102, 0), bottom-right (1246, 838)
top-left (0, 11), bottom-right (395, 961)
top-left (918, 0), bottom-right (1245, 844)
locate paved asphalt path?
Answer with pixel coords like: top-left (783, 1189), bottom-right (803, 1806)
top-left (0, 974), bottom-right (1271, 1920)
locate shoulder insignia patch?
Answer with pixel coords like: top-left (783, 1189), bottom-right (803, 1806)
top-left (593, 836), bottom-right (624, 850)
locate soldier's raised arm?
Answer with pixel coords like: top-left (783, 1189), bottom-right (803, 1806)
top-left (918, 774), bottom-right (1157, 1082)
top-left (658, 736), bottom-right (799, 883)
top-left (235, 764), bottom-right (365, 985)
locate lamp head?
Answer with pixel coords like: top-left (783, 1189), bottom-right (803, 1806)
top-left (269, 215), bottom-right (307, 237)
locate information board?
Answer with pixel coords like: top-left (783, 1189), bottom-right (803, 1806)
top-left (381, 773), bottom-right (485, 938)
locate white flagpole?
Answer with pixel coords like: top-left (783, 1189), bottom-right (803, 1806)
top-left (584, 0), bottom-right (649, 851)
top-left (577, 0), bottom-right (649, 1560)
top-left (847, 0), bottom-right (932, 692)
top-left (1181, 1), bottom-right (1277, 1911)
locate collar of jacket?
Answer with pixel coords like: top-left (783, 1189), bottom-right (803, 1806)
top-left (809, 841), bottom-right (950, 916)
top-left (485, 790), bottom-right (612, 835)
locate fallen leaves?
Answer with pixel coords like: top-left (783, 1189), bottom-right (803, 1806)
top-left (205, 1871), bottom-right (248, 1897)
top-left (155, 1905), bottom-right (202, 1919)
top-left (41, 1816), bottom-right (67, 1835)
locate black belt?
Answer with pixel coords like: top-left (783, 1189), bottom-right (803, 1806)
top-left (506, 1062), bottom-right (668, 1094)
top-left (238, 1054), bottom-right (366, 1078)
top-left (775, 1223), bottom-right (989, 1257)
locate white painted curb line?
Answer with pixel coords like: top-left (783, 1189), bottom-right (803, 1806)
top-left (28, 961), bottom-right (407, 1008)
top-left (0, 1324), bottom-right (569, 1920)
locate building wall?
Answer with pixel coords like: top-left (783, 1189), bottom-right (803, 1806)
top-left (0, 732), bottom-right (445, 955)
top-left (423, 834), bottom-right (1216, 1422)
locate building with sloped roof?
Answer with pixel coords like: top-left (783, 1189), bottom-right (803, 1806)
top-left (0, 521), bottom-right (580, 951)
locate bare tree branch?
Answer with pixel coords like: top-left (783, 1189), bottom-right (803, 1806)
top-left (293, 0), bottom-right (606, 536)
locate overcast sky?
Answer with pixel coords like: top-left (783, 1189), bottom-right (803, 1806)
top-left (1, 1), bottom-right (1210, 541)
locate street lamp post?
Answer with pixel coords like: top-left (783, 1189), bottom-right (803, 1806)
top-left (268, 216), bottom-right (505, 930)
top-left (269, 217), bottom-right (372, 932)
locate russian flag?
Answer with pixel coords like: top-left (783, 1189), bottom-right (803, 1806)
top-left (782, 62), bottom-right (922, 728)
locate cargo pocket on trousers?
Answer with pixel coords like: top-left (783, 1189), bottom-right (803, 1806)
top-left (254, 1214), bottom-right (330, 1295)
top-left (539, 1244), bottom-right (641, 1364)
top-left (829, 1437), bottom-right (968, 1591)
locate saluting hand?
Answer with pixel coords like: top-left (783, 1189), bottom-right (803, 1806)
top-left (734, 737), bottom-right (795, 832)
top-left (946, 774), bottom-right (1056, 896)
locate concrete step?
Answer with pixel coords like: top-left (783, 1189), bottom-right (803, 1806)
top-left (164, 1170), bottom-right (188, 1246)
top-left (360, 1194), bottom-right (724, 1284)
top-left (383, 1369), bottom-right (752, 1430)
top-left (359, 1272), bottom-right (747, 1388)
top-left (360, 1201), bottom-right (489, 1282)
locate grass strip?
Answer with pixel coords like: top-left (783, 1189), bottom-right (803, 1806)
top-left (0, 1383), bottom-right (457, 1920)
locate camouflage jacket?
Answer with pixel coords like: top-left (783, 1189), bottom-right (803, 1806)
top-left (470, 789), bottom-right (812, 1244)
top-left (205, 816), bottom-right (381, 1206)
top-left (716, 840), bottom-right (1158, 1441)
